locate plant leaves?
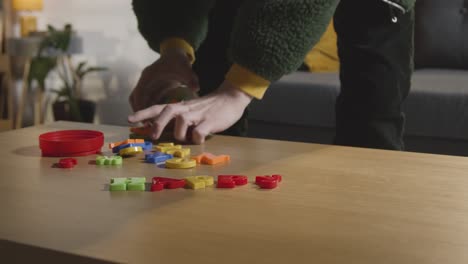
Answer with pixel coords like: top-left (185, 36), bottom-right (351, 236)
top-left (28, 57), bottom-right (57, 89)
top-left (38, 24), bottom-right (73, 56)
top-left (76, 61), bottom-right (87, 73)
top-left (77, 66), bottom-right (107, 79)
top-left (68, 98), bottom-right (83, 122)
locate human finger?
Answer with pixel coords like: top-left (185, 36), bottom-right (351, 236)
top-left (173, 113), bottom-right (199, 142)
top-left (191, 119), bottom-right (213, 144)
top-left (127, 104), bottom-right (167, 123)
top-left (150, 104), bottom-right (188, 139)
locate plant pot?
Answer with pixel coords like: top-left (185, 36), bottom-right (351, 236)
top-left (52, 99), bottom-right (96, 123)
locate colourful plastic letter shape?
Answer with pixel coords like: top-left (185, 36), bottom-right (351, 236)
top-left (185, 176), bottom-right (214, 189)
top-left (145, 152), bottom-right (173, 164)
top-left (58, 158), bottom-right (77, 168)
top-left (110, 178), bottom-right (127, 191)
top-left (110, 177), bottom-right (146, 191)
top-left (158, 143), bottom-right (175, 147)
top-left (191, 153), bottom-right (205, 164)
top-left (119, 146), bottom-right (143, 156)
top-left (166, 148), bottom-right (191, 158)
top-left (156, 143), bottom-right (182, 153)
top-left (109, 139), bottom-right (144, 149)
top-left (96, 156), bottom-right (123, 165)
top-left (126, 177), bottom-right (146, 191)
top-left (255, 175), bottom-right (282, 189)
top-left (165, 158), bottom-right (196, 169)
top-left (130, 126), bottom-right (152, 136)
top-left (192, 153), bottom-right (230, 165)
top-left (217, 175), bottom-right (248, 188)
top-left (151, 177), bottom-right (186, 192)
top-left (112, 141), bottom-right (152, 153)
top-left (203, 154), bottom-right (230, 165)
top-left (143, 141), bottom-right (154, 151)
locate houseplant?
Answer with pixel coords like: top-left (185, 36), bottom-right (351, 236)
top-left (28, 24), bottom-right (106, 123)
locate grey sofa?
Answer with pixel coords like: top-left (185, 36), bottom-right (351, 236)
top-left (248, 70), bottom-right (468, 156)
top-left (248, 0), bottom-right (468, 156)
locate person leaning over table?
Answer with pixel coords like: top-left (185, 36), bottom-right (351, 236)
top-left (128, 0), bottom-right (416, 150)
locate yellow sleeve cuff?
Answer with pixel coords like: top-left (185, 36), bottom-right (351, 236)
top-left (160, 38), bottom-right (195, 64)
top-left (225, 64), bottom-right (270, 99)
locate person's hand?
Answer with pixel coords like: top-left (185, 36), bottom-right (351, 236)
top-left (129, 50), bottom-right (199, 112)
top-left (128, 80), bottom-right (253, 144)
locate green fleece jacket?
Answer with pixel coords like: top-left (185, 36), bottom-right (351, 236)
top-left (133, 0), bottom-right (416, 83)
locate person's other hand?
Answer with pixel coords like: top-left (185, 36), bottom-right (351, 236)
top-left (128, 80), bottom-right (253, 144)
top-left (129, 50), bottom-right (199, 112)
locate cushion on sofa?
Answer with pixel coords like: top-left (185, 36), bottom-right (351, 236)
top-left (249, 72), bottom-right (339, 128)
top-left (404, 69), bottom-right (468, 140)
top-left (303, 21), bottom-right (339, 72)
top-left (414, 0), bottom-right (468, 69)
top-left (250, 70), bottom-right (468, 142)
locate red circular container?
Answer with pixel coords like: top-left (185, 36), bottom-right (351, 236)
top-left (39, 130), bottom-right (104, 157)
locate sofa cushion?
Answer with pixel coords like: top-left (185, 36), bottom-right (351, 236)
top-left (404, 69), bottom-right (468, 140)
top-left (250, 70), bottom-right (468, 141)
top-left (303, 21), bottom-right (339, 72)
top-left (414, 0), bottom-right (468, 69)
top-left (249, 72), bottom-right (339, 128)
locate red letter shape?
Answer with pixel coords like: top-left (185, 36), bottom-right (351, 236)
top-left (255, 175), bottom-right (282, 189)
top-left (271, 174), bottom-right (282, 182)
top-left (58, 158), bottom-right (77, 168)
top-left (217, 175), bottom-right (248, 188)
top-left (151, 177), bottom-right (186, 192)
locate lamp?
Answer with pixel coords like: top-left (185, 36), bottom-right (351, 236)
top-left (12, 0), bottom-right (43, 37)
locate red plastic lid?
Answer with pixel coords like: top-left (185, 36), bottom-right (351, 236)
top-left (39, 130), bottom-right (104, 157)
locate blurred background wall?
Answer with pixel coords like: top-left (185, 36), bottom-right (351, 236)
top-left (33, 0), bottom-right (157, 125)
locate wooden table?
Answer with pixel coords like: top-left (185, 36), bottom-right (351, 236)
top-left (2, 121), bottom-right (468, 263)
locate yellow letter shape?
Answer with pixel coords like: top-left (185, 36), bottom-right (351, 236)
top-left (119, 146), bottom-right (143, 156)
top-left (165, 158), bottom-right (196, 169)
top-left (166, 147), bottom-right (191, 158)
top-left (158, 142), bottom-right (174, 147)
top-left (157, 144), bottom-right (182, 153)
top-left (185, 176), bottom-right (214, 189)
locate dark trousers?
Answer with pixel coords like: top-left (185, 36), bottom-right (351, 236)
top-left (193, 0), bottom-right (414, 150)
top-left (333, 0), bottom-right (414, 150)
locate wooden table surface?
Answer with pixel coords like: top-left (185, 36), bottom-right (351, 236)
top-left (2, 121), bottom-right (468, 263)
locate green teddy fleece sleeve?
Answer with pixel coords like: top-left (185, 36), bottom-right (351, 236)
top-left (132, 0), bottom-right (215, 52)
top-left (229, 0), bottom-right (340, 82)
